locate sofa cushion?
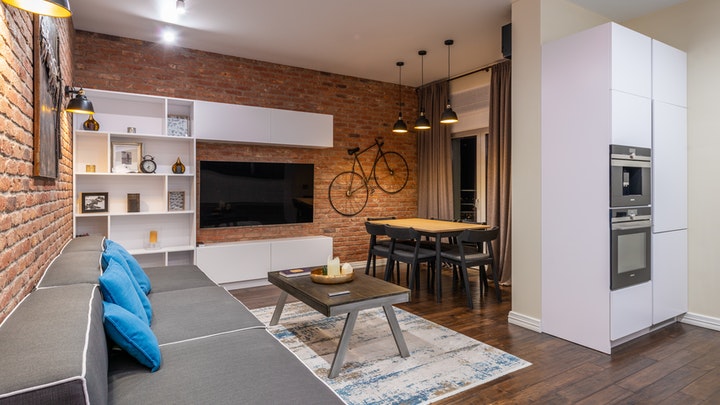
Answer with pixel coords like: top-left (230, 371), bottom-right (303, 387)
top-left (149, 286), bottom-right (263, 344)
top-left (143, 265), bottom-right (216, 293)
top-left (107, 329), bottom-right (343, 404)
top-left (36, 250), bottom-right (102, 288)
top-left (99, 260), bottom-right (151, 325)
top-left (0, 284), bottom-right (108, 405)
top-left (103, 240), bottom-right (152, 294)
top-left (62, 235), bottom-right (105, 253)
top-left (103, 302), bottom-right (162, 372)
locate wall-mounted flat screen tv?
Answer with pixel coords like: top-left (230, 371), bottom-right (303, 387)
top-left (199, 161), bottom-right (314, 228)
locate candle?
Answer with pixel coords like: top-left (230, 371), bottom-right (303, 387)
top-left (149, 230), bottom-right (158, 244)
top-left (327, 256), bottom-right (340, 276)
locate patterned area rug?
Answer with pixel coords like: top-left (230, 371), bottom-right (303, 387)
top-left (251, 302), bottom-right (531, 404)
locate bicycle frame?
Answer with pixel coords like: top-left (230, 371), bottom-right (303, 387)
top-left (348, 137), bottom-right (386, 185)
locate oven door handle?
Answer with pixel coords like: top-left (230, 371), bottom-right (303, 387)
top-left (611, 220), bottom-right (652, 231)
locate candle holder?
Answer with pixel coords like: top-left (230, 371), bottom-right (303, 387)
top-left (146, 230), bottom-right (159, 250)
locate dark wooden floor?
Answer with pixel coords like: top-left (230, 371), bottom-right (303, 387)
top-left (231, 266), bottom-right (720, 404)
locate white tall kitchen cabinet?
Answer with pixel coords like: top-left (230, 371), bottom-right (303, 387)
top-left (541, 23), bottom-right (687, 353)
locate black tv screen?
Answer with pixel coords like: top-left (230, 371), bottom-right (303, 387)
top-left (199, 161), bottom-right (314, 228)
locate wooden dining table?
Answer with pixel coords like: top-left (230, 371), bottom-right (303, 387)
top-left (368, 218), bottom-right (489, 302)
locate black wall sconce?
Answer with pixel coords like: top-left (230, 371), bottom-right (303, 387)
top-left (64, 86), bottom-right (94, 114)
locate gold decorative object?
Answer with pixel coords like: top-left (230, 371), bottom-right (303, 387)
top-left (82, 115), bottom-right (100, 131)
top-left (172, 157), bottom-right (186, 174)
top-left (310, 268), bottom-right (354, 284)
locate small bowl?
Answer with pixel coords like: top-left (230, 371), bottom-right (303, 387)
top-left (310, 268), bottom-right (354, 284)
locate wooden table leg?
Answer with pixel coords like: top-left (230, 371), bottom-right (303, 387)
top-left (383, 304), bottom-right (410, 358)
top-left (269, 291), bottom-right (288, 326)
top-left (328, 310), bottom-right (359, 379)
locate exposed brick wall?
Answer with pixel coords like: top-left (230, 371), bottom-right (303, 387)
top-left (0, 8), bottom-right (74, 323)
top-left (73, 31), bottom-right (419, 264)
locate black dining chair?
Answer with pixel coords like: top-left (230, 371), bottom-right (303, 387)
top-left (440, 226), bottom-right (501, 309)
top-left (364, 220), bottom-right (395, 277)
top-left (384, 225), bottom-right (436, 290)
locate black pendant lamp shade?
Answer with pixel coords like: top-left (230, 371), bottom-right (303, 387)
top-left (414, 50), bottom-right (431, 130)
top-left (440, 39), bottom-right (459, 124)
top-left (392, 61), bottom-right (408, 133)
top-left (2, 0), bottom-right (71, 17)
top-left (64, 86), bottom-right (95, 114)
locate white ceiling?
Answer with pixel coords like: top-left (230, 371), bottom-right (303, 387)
top-left (68, 0), bottom-right (687, 87)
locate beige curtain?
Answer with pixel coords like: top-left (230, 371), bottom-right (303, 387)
top-left (487, 60), bottom-right (512, 285)
top-left (417, 81), bottom-right (454, 220)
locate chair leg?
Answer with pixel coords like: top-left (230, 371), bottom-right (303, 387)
top-left (459, 263), bottom-right (473, 309)
top-left (384, 258), bottom-right (394, 282)
top-left (365, 251), bottom-right (372, 275)
top-left (490, 264), bottom-right (502, 303)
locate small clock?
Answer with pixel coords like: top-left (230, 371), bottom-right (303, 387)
top-left (140, 155), bottom-right (157, 173)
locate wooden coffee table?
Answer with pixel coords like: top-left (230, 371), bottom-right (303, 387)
top-left (267, 270), bottom-right (411, 378)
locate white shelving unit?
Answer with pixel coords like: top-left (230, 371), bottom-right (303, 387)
top-left (72, 90), bottom-right (197, 267)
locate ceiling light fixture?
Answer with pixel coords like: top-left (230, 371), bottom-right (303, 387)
top-left (64, 86), bottom-right (94, 114)
top-left (414, 50), bottom-right (431, 131)
top-left (392, 61), bottom-right (408, 134)
top-left (176, 0), bottom-right (186, 15)
top-left (440, 39), bottom-right (459, 125)
top-left (1, 0), bottom-right (71, 17)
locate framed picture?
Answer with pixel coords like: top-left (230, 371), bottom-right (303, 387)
top-left (81, 192), bottom-right (109, 213)
top-left (33, 16), bottom-right (62, 179)
top-left (168, 191), bottom-right (185, 211)
top-left (167, 115), bottom-right (190, 137)
top-left (112, 142), bottom-right (142, 173)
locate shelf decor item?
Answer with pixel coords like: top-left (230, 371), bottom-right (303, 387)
top-left (172, 157), bottom-right (186, 174)
top-left (167, 115), bottom-right (190, 137)
top-left (168, 191), bottom-right (185, 211)
top-left (148, 230), bottom-right (158, 249)
top-left (81, 192), bottom-right (109, 213)
top-left (82, 115), bottom-right (100, 131)
top-left (127, 193), bottom-right (140, 213)
top-left (140, 155), bottom-right (157, 173)
top-left (112, 142), bottom-right (142, 173)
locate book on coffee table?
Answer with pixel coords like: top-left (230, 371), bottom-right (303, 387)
top-left (279, 268), bottom-right (313, 278)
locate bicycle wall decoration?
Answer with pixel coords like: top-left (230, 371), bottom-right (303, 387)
top-left (328, 137), bottom-right (409, 216)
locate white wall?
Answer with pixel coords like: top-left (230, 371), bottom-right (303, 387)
top-left (624, 0), bottom-right (720, 322)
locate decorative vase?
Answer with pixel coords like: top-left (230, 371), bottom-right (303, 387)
top-left (172, 157), bottom-right (186, 174)
top-left (82, 115), bottom-right (100, 131)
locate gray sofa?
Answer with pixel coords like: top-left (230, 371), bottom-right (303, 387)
top-left (0, 236), bottom-right (343, 404)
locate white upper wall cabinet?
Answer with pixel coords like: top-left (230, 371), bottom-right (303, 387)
top-left (194, 100), bottom-right (333, 148)
top-left (611, 23), bottom-right (652, 98)
top-left (611, 90), bottom-right (652, 148)
top-left (652, 40), bottom-right (688, 107)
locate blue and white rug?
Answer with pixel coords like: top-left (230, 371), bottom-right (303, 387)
top-left (251, 302), bottom-right (531, 404)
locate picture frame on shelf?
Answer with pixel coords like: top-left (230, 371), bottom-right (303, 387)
top-left (167, 115), bottom-right (190, 137)
top-left (81, 192), bottom-right (109, 213)
top-left (112, 142), bottom-right (142, 173)
top-left (168, 191), bottom-right (185, 211)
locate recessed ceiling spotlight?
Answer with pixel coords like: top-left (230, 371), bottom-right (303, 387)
top-left (162, 29), bottom-right (177, 44)
top-left (176, 0), bottom-right (186, 15)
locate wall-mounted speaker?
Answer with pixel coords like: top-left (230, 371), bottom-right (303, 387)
top-left (502, 23), bottom-right (512, 59)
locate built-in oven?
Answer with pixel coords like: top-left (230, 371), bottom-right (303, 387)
top-left (610, 207), bottom-right (651, 290)
top-left (610, 145), bottom-right (651, 207)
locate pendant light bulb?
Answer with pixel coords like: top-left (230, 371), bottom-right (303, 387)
top-left (392, 61), bottom-right (408, 133)
top-left (441, 39), bottom-right (459, 125)
top-left (414, 50), bottom-right (431, 130)
top-left (176, 0), bottom-right (186, 15)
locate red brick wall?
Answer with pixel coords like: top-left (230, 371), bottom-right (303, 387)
top-left (73, 31), bottom-right (419, 264)
top-left (0, 8), bottom-right (74, 323)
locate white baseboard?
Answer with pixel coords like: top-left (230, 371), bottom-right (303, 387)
top-left (508, 311), bottom-right (542, 333)
top-left (681, 312), bottom-right (720, 332)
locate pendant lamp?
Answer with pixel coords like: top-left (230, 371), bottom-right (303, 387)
top-left (392, 61), bottom-right (408, 133)
top-left (440, 39), bottom-right (459, 124)
top-left (414, 50), bottom-right (431, 130)
top-left (2, 0), bottom-right (71, 17)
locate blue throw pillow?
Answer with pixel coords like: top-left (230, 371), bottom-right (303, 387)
top-left (99, 260), bottom-right (150, 325)
top-left (103, 302), bottom-right (162, 372)
top-left (103, 257), bottom-right (153, 324)
top-left (103, 240), bottom-right (152, 294)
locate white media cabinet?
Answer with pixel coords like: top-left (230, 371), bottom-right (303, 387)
top-left (196, 236), bottom-right (333, 288)
top-left (72, 89), bottom-right (333, 271)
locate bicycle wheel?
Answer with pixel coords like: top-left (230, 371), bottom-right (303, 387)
top-left (373, 151), bottom-right (409, 194)
top-left (329, 171), bottom-right (369, 216)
